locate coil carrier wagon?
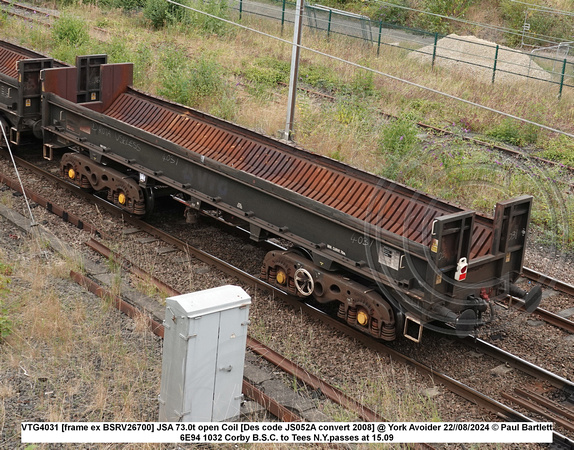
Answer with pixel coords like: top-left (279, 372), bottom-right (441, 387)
top-left (0, 43), bottom-right (541, 342)
top-left (0, 40), bottom-right (106, 146)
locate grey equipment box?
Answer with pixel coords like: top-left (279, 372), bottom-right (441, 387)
top-left (158, 285), bottom-right (251, 422)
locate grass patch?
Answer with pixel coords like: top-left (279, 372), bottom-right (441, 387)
top-left (537, 134), bottom-right (574, 166)
top-left (0, 236), bottom-right (161, 443)
top-left (52, 13), bottom-right (89, 47)
top-left (0, 262), bottom-right (12, 341)
top-left (158, 50), bottom-right (229, 110)
top-left (485, 118), bottom-right (539, 147)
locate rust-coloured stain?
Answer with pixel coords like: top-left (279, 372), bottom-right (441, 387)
top-left (105, 92), bottom-right (493, 258)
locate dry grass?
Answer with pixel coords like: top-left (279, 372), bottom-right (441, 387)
top-left (5, 2), bottom-right (571, 161)
top-left (0, 234), bottom-right (162, 448)
top-left (0, 4), bottom-right (571, 446)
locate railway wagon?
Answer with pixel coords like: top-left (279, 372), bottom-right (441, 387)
top-left (0, 40), bottom-right (105, 146)
top-left (40, 58), bottom-right (541, 342)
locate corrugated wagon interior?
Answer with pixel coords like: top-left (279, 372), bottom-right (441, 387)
top-left (104, 90), bottom-right (494, 258)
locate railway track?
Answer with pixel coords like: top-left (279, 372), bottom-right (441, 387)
top-left (280, 84), bottom-right (574, 183)
top-left (0, 6), bottom-right (571, 447)
top-left (460, 336), bottom-right (574, 433)
top-left (4, 0), bottom-right (572, 184)
top-left (2, 153), bottom-right (574, 447)
top-left (523, 267), bottom-right (574, 298)
top-left (10, 150), bottom-right (574, 335)
top-left (0, 0), bottom-right (55, 27)
top-left (0, 0), bottom-right (108, 39)
top-left (0, 154), bottom-right (392, 423)
top-left (81, 238), bottom-right (389, 424)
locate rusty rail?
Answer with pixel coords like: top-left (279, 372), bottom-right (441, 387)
top-left (523, 267), bottom-right (574, 297)
top-left (2, 159), bottom-right (574, 447)
top-left (68, 270), bottom-right (304, 422)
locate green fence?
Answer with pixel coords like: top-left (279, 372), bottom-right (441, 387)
top-left (231, 0), bottom-right (574, 97)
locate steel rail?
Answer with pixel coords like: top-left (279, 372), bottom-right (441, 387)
top-left (68, 270), bottom-right (304, 422)
top-left (0, 166), bottom-right (99, 236)
top-left (246, 336), bottom-right (387, 423)
top-left (241, 381), bottom-right (303, 422)
top-left (522, 266), bottom-right (574, 297)
top-left (462, 337), bottom-right (574, 395)
top-left (69, 270), bottom-right (165, 339)
top-left (0, 0), bottom-right (54, 27)
top-left (501, 391), bottom-right (574, 433)
top-left (2, 158), bottom-right (574, 446)
top-left (85, 238), bottom-right (181, 298)
top-left (0, 0), bottom-right (107, 37)
top-left (84, 237), bottom-right (388, 424)
top-left (513, 388), bottom-right (574, 423)
top-left (506, 295), bottom-right (574, 334)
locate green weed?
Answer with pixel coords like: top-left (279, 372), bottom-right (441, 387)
top-left (485, 118), bottom-right (538, 147)
top-left (414, 0), bottom-right (473, 34)
top-left (378, 115), bottom-right (419, 155)
top-left (299, 63), bottom-right (340, 93)
top-left (158, 53), bottom-right (227, 108)
top-left (192, 0), bottom-right (230, 35)
top-left (347, 68), bottom-right (376, 97)
top-left (537, 134), bottom-right (574, 166)
top-left (241, 56), bottom-right (290, 97)
top-left (0, 268), bottom-right (13, 341)
top-left (500, 0), bottom-right (574, 46)
top-left (143, 0), bottom-right (169, 29)
top-left (52, 13), bottom-right (89, 47)
top-left (365, 0), bottom-right (409, 25)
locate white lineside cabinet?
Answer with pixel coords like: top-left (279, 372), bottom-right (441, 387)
top-left (158, 285), bottom-right (251, 422)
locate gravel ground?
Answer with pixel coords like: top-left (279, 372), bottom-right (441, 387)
top-left (0, 153), bottom-right (572, 450)
top-left (409, 34), bottom-right (553, 84)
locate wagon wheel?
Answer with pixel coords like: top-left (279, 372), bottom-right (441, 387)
top-left (294, 268), bottom-right (314, 297)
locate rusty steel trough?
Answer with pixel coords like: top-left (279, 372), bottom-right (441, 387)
top-left (104, 90), bottom-right (494, 259)
top-left (41, 59), bottom-right (538, 340)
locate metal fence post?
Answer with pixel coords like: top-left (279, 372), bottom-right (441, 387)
top-left (377, 21), bottom-right (382, 56)
top-left (327, 10), bottom-right (332, 39)
top-left (281, 0), bottom-right (286, 30)
top-left (559, 58), bottom-right (567, 99)
top-left (431, 33), bottom-right (438, 69)
top-left (492, 45), bottom-right (499, 84)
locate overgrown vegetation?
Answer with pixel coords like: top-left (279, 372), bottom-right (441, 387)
top-left (144, 0), bottom-right (229, 34)
top-left (158, 49), bottom-right (230, 112)
top-left (240, 56), bottom-right (290, 98)
top-left (0, 234), bottom-right (164, 443)
top-left (500, 0), bottom-right (574, 47)
top-left (413, 0), bottom-right (473, 34)
top-left (485, 118), bottom-right (539, 147)
top-left (51, 13), bottom-right (89, 47)
top-left (537, 134), bottom-right (574, 166)
top-left (313, 0), bottom-right (574, 45)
